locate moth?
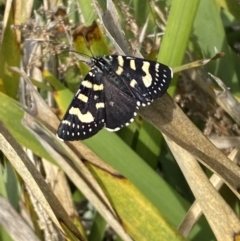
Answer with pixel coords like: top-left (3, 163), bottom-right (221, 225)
top-left (57, 55), bottom-right (172, 141)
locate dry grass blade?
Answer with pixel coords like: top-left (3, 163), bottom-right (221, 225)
top-left (209, 136), bottom-right (240, 149)
top-left (9, 66), bottom-right (59, 132)
top-left (209, 73), bottom-right (240, 125)
top-left (0, 121), bottom-right (85, 240)
top-left (178, 146), bottom-right (240, 237)
top-left (0, 0), bottom-right (13, 45)
top-left (93, 0), bottom-right (141, 57)
top-left (0, 196), bottom-right (41, 241)
top-left (42, 161), bottom-right (77, 217)
top-left (93, 0), bottom-right (127, 55)
top-left (173, 52), bottom-right (225, 73)
top-left (164, 136), bottom-right (240, 241)
top-left (138, 95), bottom-right (240, 199)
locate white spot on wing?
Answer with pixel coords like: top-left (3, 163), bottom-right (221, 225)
top-left (96, 102), bottom-right (105, 109)
top-left (93, 84), bottom-right (104, 91)
top-left (56, 135), bottom-right (64, 142)
top-left (117, 56), bottom-right (124, 66)
top-left (69, 107), bottom-right (94, 123)
top-left (130, 59), bottom-right (136, 70)
top-left (170, 67), bottom-right (173, 78)
top-left (75, 89), bottom-right (81, 97)
top-left (61, 120), bottom-right (71, 126)
top-left (82, 80), bottom-right (93, 89)
top-left (82, 80), bottom-right (93, 88)
top-left (105, 127), bottom-right (120, 132)
top-left (142, 61), bottom-right (152, 87)
top-left (116, 66), bottom-right (123, 75)
top-left (78, 94), bottom-right (88, 103)
top-left (130, 79), bottom-right (138, 88)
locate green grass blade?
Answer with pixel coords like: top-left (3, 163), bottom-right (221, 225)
top-left (158, 0), bottom-right (200, 95)
top-left (194, 0), bottom-right (240, 93)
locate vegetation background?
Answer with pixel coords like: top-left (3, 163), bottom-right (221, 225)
top-left (0, 0), bottom-right (240, 241)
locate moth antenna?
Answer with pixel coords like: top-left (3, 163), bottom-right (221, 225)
top-left (68, 49), bottom-right (92, 65)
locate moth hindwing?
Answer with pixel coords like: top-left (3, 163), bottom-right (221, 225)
top-left (57, 55), bottom-right (172, 141)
